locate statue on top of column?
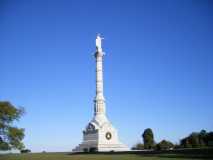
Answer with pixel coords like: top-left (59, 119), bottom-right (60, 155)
top-left (96, 34), bottom-right (104, 52)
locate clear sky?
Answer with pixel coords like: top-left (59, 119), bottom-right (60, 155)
top-left (0, 0), bottom-right (213, 152)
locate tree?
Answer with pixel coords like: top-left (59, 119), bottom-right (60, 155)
top-left (180, 133), bottom-right (200, 148)
top-left (142, 128), bottom-right (155, 149)
top-left (180, 137), bottom-right (192, 148)
top-left (0, 101), bottom-right (25, 150)
top-left (131, 143), bottom-right (144, 150)
top-left (179, 130), bottom-right (213, 148)
top-left (156, 140), bottom-right (174, 150)
top-left (206, 132), bottom-right (213, 146)
top-left (188, 132), bottom-right (200, 148)
top-left (199, 130), bottom-right (207, 147)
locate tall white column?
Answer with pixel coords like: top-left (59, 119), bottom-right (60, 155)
top-left (94, 50), bottom-right (106, 115)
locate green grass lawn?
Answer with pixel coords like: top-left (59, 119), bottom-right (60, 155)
top-left (0, 152), bottom-right (210, 160)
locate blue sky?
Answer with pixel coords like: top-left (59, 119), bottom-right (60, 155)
top-left (0, 0), bottom-right (213, 152)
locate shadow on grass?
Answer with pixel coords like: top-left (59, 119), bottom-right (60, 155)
top-left (140, 153), bottom-right (213, 159)
top-left (69, 148), bottom-right (213, 159)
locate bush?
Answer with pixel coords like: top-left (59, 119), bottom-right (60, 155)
top-left (132, 143), bottom-right (144, 150)
top-left (156, 140), bottom-right (174, 150)
top-left (21, 149), bottom-right (31, 153)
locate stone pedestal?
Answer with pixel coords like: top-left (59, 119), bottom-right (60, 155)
top-left (73, 114), bottom-right (128, 152)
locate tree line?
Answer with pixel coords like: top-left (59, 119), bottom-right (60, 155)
top-left (132, 128), bottom-right (213, 150)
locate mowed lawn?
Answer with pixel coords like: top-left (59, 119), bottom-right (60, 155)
top-left (0, 153), bottom-right (209, 160)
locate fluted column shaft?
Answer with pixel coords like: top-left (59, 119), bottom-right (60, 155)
top-left (94, 51), bottom-right (105, 115)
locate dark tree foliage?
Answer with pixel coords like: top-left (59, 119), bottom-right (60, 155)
top-left (189, 132), bottom-right (200, 148)
top-left (180, 130), bottom-right (213, 148)
top-left (156, 140), bottom-right (174, 150)
top-left (0, 101), bottom-right (25, 150)
top-left (199, 130), bottom-right (207, 147)
top-left (131, 143), bottom-right (144, 150)
top-left (206, 132), bottom-right (213, 146)
top-left (142, 128), bottom-right (155, 149)
top-left (21, 149), bottom-right (31, 153)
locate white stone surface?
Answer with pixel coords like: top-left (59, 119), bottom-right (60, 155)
top-left (73, 35), bottom-right (129, 152)
top-left (95, 34), bottom-right (103, 52)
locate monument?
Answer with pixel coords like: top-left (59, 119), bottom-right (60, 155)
top-left (73, 35), bottom-right (129, 152)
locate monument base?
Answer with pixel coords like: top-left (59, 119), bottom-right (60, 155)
top-left (73, 114), bottom-right (129, 152)
top-left (73, 142), bottom-right (129, 152)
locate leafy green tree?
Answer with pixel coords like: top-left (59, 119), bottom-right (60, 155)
top-left (180, 133), bottom-right (200, 148)
top-left (206, 132), bottom-right (213, 146)
top-left (0, 137), bottom-right (10, 150)
top-left (199, 130), bottom-right (207, 147)
top-left (0, 101), bottom-right (25, 150)
top-left (185, 139), bottom-right (192, 148)
top-left (179, 130), bottom-right (213, 148)
top-left (131, 143), bottom-right (144, 150)
top-left (142, 128), bottom-right (155, 149)
top-left (156, 140), bottom-right (174, 150)
top-left (188, 132), bottom-right (200, 148)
